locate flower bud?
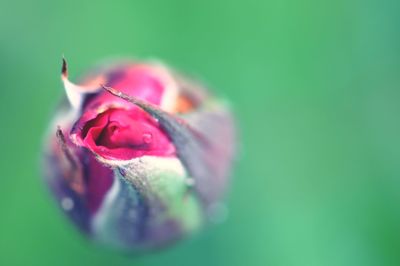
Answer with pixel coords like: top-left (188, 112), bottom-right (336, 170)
top-left (42, 58), bottom-right (236, 251)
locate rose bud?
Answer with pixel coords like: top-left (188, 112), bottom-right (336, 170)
top-left (42, 57), bottom-right (236, 251)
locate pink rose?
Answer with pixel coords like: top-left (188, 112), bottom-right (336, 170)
top-left (76, 107), bottom-right (175, 160)
top-left (44, 58), bottom-right (236, 250)
top-left (69, 64), bottom-right (176, 160)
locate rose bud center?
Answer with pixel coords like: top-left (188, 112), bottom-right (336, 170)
top-left (80, 108), bottom-right (175, 160)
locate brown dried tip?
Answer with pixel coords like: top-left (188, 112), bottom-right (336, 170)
top-left (56, 126), bottom-right (77, 169)
top-left (101, 84), bottom-right (114, 93)
top-left (102, 85), bottom-right (122, 97)
top-left (102, 85), bottom-right (151, 108)
top-left (56, 126), bottom-right (67, 147)
top-left (61, 57), bottom-right (68, 77)
top-left (101, 84), bottom-right (161, 117)
top-left (55, 126), bottom-right (85, 194)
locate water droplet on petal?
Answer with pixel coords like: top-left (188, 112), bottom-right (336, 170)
top-left (142, 133), bottom-right (153, 144)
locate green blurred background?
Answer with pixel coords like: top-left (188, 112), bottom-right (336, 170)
top-left (0, 0), bottom-right (399, 265)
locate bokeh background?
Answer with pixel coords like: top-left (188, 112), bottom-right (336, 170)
top-left (0, 0), bottom-right (399, 265)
